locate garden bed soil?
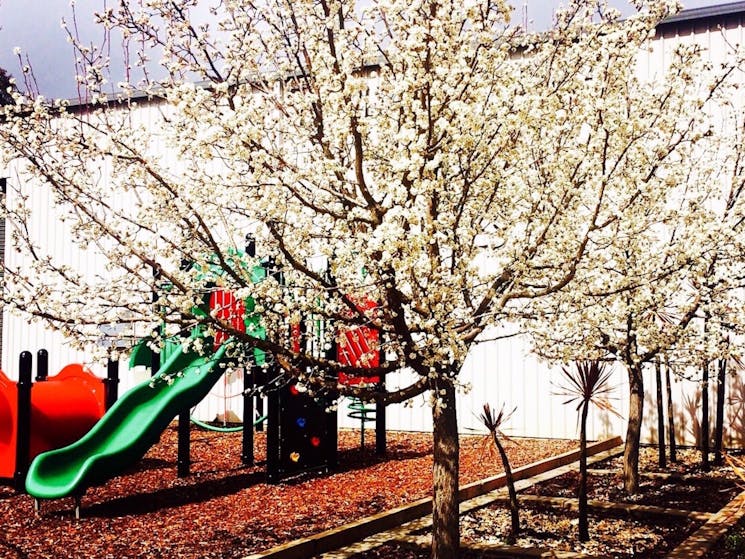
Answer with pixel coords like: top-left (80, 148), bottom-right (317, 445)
top-left (347, 448), bottom-right (743, 559)
top-left (705, 515), bottom-right (745, 559)
top-left (0, 426), bottom-right (575, 559)
top-left (522, 468), bottom-right (739, 513)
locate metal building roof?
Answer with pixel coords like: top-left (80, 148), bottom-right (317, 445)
top-left (660, 1), bottom-right (745, 26)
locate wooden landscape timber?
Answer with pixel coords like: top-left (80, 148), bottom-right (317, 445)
top-left (245, 437), bottom-right (622, 559)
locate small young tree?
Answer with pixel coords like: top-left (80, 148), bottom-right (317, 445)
top-left (655, 359), bottom-right (666, 468)
top-left (556, 360), bottom-right (619, 542)
top-left (666, 357), bottom-right (678, 463)
top-left (479, 403), bottom-right (519, 543)
top-left (714, 357), bottom-right (727, 465)
top-left (701, 353), bottom-right (711, 471)
top-left (524, 95), bottom-right (745, 493)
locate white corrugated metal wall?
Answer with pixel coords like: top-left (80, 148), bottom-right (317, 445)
top-left (0, 100), bottom-right (167, 396)
top-left (1, 7), bottom-right (744, 447)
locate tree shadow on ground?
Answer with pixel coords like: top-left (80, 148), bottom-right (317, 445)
top-left (80, 469), bottom-right (266, 518)
top-left (131, 457), bottom-right (172, 472)
top-left (336, 438), bottom-right (431, 469)
top-left (46, 430), bottom-right (432, 516)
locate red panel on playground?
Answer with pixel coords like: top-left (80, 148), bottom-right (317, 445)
top-left (209, 289), bottom-right (247, 346)
top-left (0, 365), bottom-right (106, 479)
top-left (337, 298), bottom-right (380, 386)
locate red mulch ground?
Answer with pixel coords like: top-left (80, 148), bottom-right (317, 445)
top-left (0, 425), bottom-right (576, 559)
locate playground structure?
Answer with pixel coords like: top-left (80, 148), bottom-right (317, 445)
top-left (0, 350), bottom-right (111, 488)
top-left (20, 251), bottom-right (388, 513)
top-left (22, 330), bottom-right (346, 514)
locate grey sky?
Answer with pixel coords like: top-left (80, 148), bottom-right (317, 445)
top-left (0, 0), bottom-right (722, 99)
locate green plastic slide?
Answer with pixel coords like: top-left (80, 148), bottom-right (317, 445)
top-left (25, 337), bottom-right (230, 499)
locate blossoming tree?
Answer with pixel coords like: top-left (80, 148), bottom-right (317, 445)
top-left (523, 50), bottom-right (745, 493)
top-left (0, 0), bottom-right (730, 556)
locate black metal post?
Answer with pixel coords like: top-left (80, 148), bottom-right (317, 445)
top-left (325, 319), bottom-right (338, 470)
top-left (35, 349), bottom-right (48, 382)
top-left (255, 366), bottom-right (265, 432)
top-left (242, 364), bottom-right (256, 465)
top-left (375, 379), bottom-right (386, 456)
top-left (266, 257), bottom-right (284, 285)
top-left (326, 405), bottom-right (338, 469)
top-left (177, 410), bottom-right (190, 477)
top-left (14, 351), bottom-right (33, 490)
top-left (151, 267), bottom-right (161, 377)
top-left (245, 233), bottom-right (256, 258)
top-left (266, 362), bottom-right (280, 483)
top-left (104, 358), bottom-right (119, 410)
top-left (245, 233), bottom-right (262, 450)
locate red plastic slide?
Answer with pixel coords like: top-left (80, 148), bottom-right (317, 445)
top-left (0, 365), bottom-right (106, 479)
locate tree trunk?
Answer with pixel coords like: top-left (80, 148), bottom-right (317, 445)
top-left (655, 360), bottom-right (666, 468)
top-left (702, 360), bottom-right (710, 471)
top-left (493, 434), bottom-right (519, 543)
top-left (714, 359), bottom-right (726, 466)
top-left (578, 400), bottom-right (590, 541)
top-left (665, 359), bottom-right (677, 463)
top-left (623, 363), bottom-right (644, 494)
top-left (430, 378), bottom-right (459, 559)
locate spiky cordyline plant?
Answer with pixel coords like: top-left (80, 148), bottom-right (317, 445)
top-left (479, 402), bottom-right (519, 543)
top-left (556, 360), bottom-right (621, 542)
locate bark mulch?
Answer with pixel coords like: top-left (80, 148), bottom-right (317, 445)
top-left (0, 425), bottom-right (576, 559)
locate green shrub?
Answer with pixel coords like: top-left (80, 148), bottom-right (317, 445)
top-left (724, 531), bottom-right (745, 555)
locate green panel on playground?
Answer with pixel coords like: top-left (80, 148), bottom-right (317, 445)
top-left (133, 255), bottom-right (339, 482)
